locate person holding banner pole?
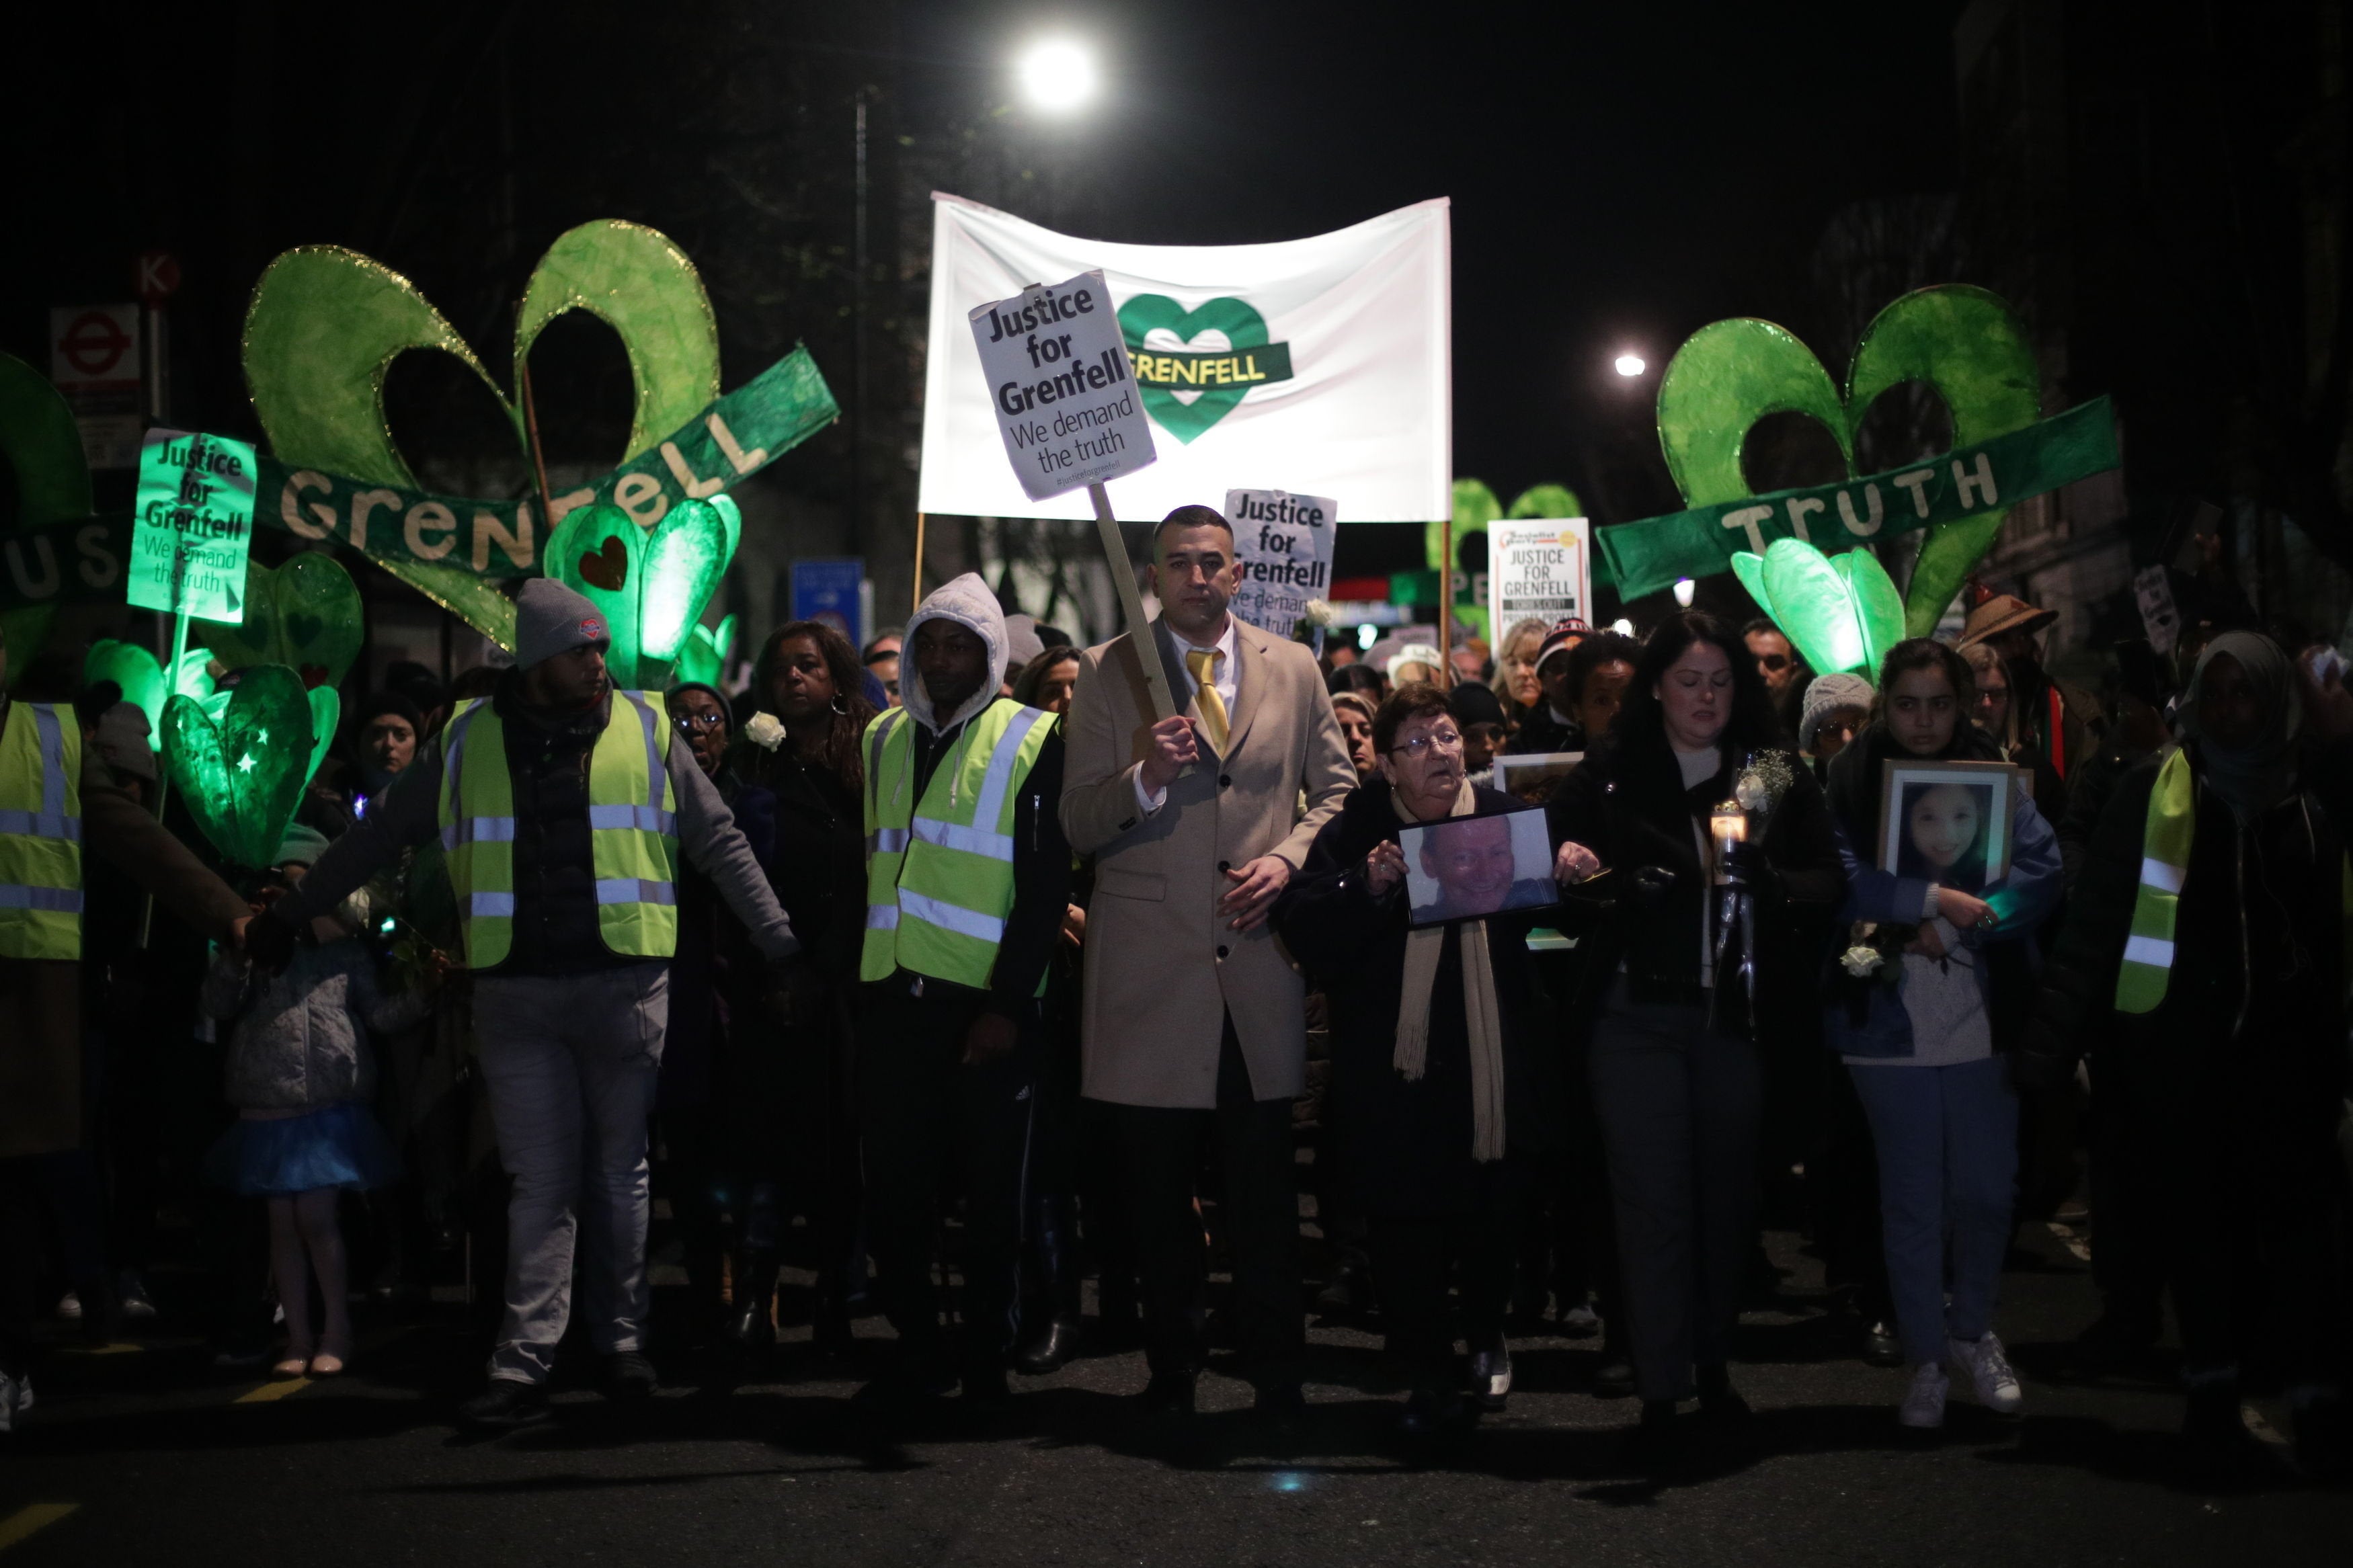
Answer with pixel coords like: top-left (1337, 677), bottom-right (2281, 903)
top-left (1060, 505), bottom-right (1356, 1423)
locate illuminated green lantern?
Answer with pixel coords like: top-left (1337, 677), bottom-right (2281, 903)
top-left (197, 554), bottom-right (366, 688)
top-left (162, 664), bottom-right (319, 870)
top-left (84, 640), bottom-right (216, 741)
top-left (1730, 538), bottom-right (1905, 678)
top-left (1654, 285), bottom-right (2038, 634)
top-left (544, 495), bottom-right (740, 687)
top-left (672, 614), bottom-right (737, 688)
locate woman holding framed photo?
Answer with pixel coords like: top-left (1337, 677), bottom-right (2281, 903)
top-left (1822, 638), bottom-right (2061, 1433)
top-left (1273, 684), bottom-right (1570, 1440)
top-left (1544, 612), bottom-right (1843, 1469)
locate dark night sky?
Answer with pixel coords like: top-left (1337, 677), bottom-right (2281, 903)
top-left (7, 0), bottom-right (1970, 540)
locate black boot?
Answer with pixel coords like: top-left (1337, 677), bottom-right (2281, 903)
top-left (727, 1250), bottom-right (779, 1349)
top-left (1013, 1194), bottom-right (1080, 1374)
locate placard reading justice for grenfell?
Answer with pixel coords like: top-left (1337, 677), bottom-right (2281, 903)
top-left (967, 270), bottom-right (1156, 501)
top-left (1226, 488), bottom-right (1337, 638)
top-left (128, 427), bottom-right (259, 621)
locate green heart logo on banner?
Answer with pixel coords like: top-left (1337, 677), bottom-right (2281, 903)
top-left (1654, 286), bottom-right (2038, 635)
top-left (543, 495), bottom-right (740, 687)
top-left (196, 554), bottom-right (366, 689)
top-left (161, 665), bottom-right (319, 870)
top-left (242, 221), bottom-right (723, 649)
top-left (1117, 296), bottom-right (1272, 444)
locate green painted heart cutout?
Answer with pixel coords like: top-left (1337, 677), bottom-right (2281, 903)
top-left (242, 220), bottom-right (721, 649)
top-left (1655, 285), bottom-right (2038, 636)
top-left (196, 554), bottom-right (365, 688)
top-left (672, 614), bottom-right (737, 689)
top-left (0, 352), bottom-right (96, 667)
top-left (162, 665), bottom-right (320, 870)
top-left (1730, 539), bottom-right (1905, 677)
top-left (543, 495), bottom-right (740, 688)
top-left (83, 640), bottom-right (216, 741)
top-left (1117, 295), bottom-right (1270, 444)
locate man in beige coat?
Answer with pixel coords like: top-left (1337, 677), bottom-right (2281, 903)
top-left (1060, 504), bottom-right (1355, 1419)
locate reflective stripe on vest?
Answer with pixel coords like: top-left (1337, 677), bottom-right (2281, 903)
top-left (2115, 749), bottom-right (2198, 1014)
top-left (0, 702), bottom-right (85, 960)
top-left (861, 700), bottom-right (1054, 989)
top-left (436, 692), bottom-right (680, 968)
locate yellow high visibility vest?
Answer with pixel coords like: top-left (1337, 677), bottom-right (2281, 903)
top-left (0, 700), bottom-right (84, 960)
top-left (861, 699), bottom-right (1055, 990)
top-left (436, 692), bottom-right (680, 969)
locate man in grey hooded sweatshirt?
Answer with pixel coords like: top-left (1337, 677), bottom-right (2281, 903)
top-left (856, 573), bottom-right (1069, 1410)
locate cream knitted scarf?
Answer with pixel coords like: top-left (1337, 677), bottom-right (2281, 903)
top-left (1390, 780), bottom-right (1507, 1162)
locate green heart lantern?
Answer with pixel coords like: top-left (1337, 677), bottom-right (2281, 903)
top-left (83, 640), bottom-right (216, 741)
top-left (196, 554), bottom-right (365, 689)
top-left (162, 665), bottom-right (323, 870)
top-left (1655, 285), bottom-right (2038, 635)
top-left (1116, 294), bottom-right (1273, 444)
top-left (543, 495), bottom-right (740, 688)
top-left (242, 220), bottom-right (723, 650)
top-left (672, 614), bottom-right (737, 689)
top-left (0, 353), bottom-right (96, 666)
top-left (1730, 539), bottom-right (1906, 679)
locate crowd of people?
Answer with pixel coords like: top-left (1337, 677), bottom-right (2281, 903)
top-left (1, 505), bottom-right (2347, 1482)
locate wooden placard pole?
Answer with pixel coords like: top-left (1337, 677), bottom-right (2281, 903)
top-left (1086, 481), bottom-right (1179, 723)
top-left (135, 606), bottom-right (190, 949)
top-left (1437, 515), bottom-right (1454, 688)
top-left (912, 511), bottom-right (926, 617)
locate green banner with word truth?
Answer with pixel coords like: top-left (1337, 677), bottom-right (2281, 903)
top-left (257, 346), bottom-right (836, 577)
top-left (1596, 397), bottom-right (2120, 601)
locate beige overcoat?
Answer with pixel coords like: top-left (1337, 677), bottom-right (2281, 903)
top-left (1060, 616), bottom-right (1355, 1109)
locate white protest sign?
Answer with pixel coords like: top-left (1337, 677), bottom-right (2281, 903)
top-left (967, 271), bottom-right (1156, 501)
top-left (1226, 488), bottom-right (1337, 638)
top-left (2132, 564), bottom-right (2180, 656)
top-left (128, 428), bottom-right (258, 621)
top-left (1488, 518), bottom-right (1591, 638)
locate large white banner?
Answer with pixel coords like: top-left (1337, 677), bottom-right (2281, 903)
top-left (920, 193), bottom-right (1450, 523)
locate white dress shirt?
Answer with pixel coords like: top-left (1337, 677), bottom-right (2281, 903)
top-left (1134, 616), bottom-right (1240, 815)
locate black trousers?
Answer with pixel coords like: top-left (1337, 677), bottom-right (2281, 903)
top-left (1106, 1020), bottom-right (1302, 1387)
top-left (1369, 1170), bottom-right (1518, 1389)
top-left (859, 981), bottom-right (1039, 1374)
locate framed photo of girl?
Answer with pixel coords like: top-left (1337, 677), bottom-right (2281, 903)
top-left (1876, 758), bottom-right (2016, 892)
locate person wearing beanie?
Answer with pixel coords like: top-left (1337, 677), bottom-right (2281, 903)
top-left (1798, 672), bottom-right (1875, 778)
top-left (1505, 620), bottom-right (1595, 755)
top-left (858, 571), bottom-right (1070, 1411)
top-left (1447, 679), bottom-right (1510, 778)
top-left (247, 575), bottom-right (804, 1429)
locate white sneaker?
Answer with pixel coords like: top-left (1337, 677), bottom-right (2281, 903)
top-left (1948, 1331), bottom-right (2024, 1415)
top-left (54, 1291), bottom-right (81, 1323)
top-left (1899, 1362), bottom-right (1949, 1429)
top-left (117, 1272), bottom-right (157, 1323)
top-left (1471, 1347), bottom-right (1513, 1411)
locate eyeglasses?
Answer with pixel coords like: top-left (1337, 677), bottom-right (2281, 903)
top-left (1388, 727), bottom-right (1464, 759)
top-left (670, 712), bottom-right (727, 733)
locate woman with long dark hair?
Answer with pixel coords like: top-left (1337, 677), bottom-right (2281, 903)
top-left (719, 620), bottom-right (877, 1354)
top-left (1546, 611), bottom-right (1843, 1469)
top-left (1822, 638), bottom-right (2060, 1432)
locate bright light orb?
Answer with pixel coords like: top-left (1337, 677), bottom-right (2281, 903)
top-left (1017, 40), bottom-right (1097, 114)
top-left (1611, 618), bottom-right (1636, 636)
top-left (1673, 578), bottom-right (1696, 608)
top-left (1613, 353), bottom-right (1647, 378)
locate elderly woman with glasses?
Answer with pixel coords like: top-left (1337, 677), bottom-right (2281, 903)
top-left (1274, 682), bottom-right (1573, 1439)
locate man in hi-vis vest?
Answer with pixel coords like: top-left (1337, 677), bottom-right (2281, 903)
top-left (859, 573), bottom-right (1068, 1413)
top-left (249, 580), bottom-right (800, 1429)
top-left (2, 623), bottom-right (253, 1430)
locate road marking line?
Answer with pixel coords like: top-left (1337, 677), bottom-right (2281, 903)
top-left (2241, 1405), bottom-right (2290, 1448)
top-left (2044, 1221), bottom-right (2092, 1264)
top-left (234, 1377), bottom-right (313, 1404)
top-left (0, 1505), bottom-right (78, 1553)
top-left (54, 1342), bottom-right (143, 1357)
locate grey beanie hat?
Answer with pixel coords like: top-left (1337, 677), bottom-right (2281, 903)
top-left (514, 578), bottom-right (611, 670)
top-left (94, 701), bottom-right (157, 782)
top-left (1800, 671), bottom-right (1876, 751)
top-left (274, 823), bottom-right (332, 868)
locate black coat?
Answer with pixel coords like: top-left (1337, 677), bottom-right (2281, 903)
top-left (1544, 729), bottom-right (1843, 1014)
top-left (1274, 779), bottom-right (1561, 1217)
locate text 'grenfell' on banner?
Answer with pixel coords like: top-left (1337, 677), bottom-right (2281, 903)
top-left (1595, 397), bottom-right (2122, 602)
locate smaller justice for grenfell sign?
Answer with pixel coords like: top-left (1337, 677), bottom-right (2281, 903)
top-left (1488, 519), bottom-right (1592, 639)
top-left (1226, 488), bottom-right (1337, 638)
top-left (969, 270), bottom-right (1156, 501)
top-left (129, 428), bottom-right (259, 621)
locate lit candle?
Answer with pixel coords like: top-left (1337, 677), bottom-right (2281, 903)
top-left (1711, 800), bottom-right (1747, 882)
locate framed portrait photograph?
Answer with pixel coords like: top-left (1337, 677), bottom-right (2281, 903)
top-left (1491, 750), bottom-right (1583, 806)
top-left (1877, 759), bottom-right (2016, 892)
top-left (1402, 809), bottom-right (1559, 928)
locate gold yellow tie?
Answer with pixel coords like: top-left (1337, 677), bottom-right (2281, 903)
top-left (1186, 648), bottom-right (1230, 753)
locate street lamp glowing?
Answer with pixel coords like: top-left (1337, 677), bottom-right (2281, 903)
top-left (1613, 353), bottom-right (1647, 378)
top-left (1017, 40), bottom-right (1097, 113)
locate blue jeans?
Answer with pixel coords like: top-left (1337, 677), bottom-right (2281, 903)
top-left (1848, 1056), bottom-right (2018, 1368)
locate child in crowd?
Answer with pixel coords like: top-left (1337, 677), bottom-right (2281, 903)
top-left (202, 826), bottom-right (426, 1378)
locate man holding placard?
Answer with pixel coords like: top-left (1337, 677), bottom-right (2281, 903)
top-left (1058, 505), bottom-right (1356, 1422)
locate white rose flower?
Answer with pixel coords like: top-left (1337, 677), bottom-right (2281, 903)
top-left (1839, 944), bottom-right (1884, 979)
top-left (743, 711), bottom-right (788, 751)
top-left (1304, 598), bottom-right (1337, 627)
top-left (1734, 774), bottom-right (1770, 813)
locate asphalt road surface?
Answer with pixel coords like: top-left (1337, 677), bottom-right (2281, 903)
top-left (1, 1221), bottom-right (2347, 1567)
